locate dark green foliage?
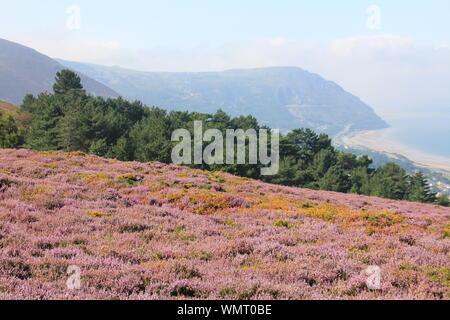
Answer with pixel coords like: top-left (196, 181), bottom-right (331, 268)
top-left (56, 91), bottom-right (91, 152)
top-left (404, 172), bottom-right (437, 203)
top-left (318, 165), bottom-right (351, 193)
top-left (52, 70), bottom-right (83, 95)
top-left (280, 128), bottom-right (332, 164)
top-left (370, 162), bottom-right (408, 200)
top-left (0, 111), bottom-right (22, 148)
top-left (21, 94), bottom-right (36, 112)
top-left (349, 166), bottom-right (372, 195)
top-left (129, 108), bottom-right (172, 163)
top-left (268, 156), bottom-right (311, 187)
top-left (8, 71), bottom-right (439, 205)
top-left (24, 93), bottom-right (63, 150)
top-left (435, 195), bottom-right (450, 207)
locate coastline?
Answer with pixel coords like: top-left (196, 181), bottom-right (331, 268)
top-left (343, 128), bottom-right (450, 172)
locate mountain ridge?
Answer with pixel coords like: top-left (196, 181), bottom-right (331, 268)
top-left (0, 38), bottom-right (389, 136)
top-left (58, 59), bottom-right (389, 136)
top-left (0, 38), bottom-right (119, 105)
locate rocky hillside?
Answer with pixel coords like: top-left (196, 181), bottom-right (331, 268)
top-left (0, 39), bottom-right (119, 105)
top-left (0, 149), bottom-right (448, 300)
top-left (58, 61), bottom-right (388, 136)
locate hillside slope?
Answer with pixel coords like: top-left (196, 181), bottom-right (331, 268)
top-left (58, 60), bottom-right (388, 136)
top-left (0, 149), bottom-right (448, 300)
top-left (0, 39), bottom-right (119, 105)
top-left (0, 100), bottom-right (18, 115)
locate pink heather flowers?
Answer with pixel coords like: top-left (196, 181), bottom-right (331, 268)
top-left (0, 148), bottom-right (448, 300)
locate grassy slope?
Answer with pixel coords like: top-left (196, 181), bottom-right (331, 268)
top-left (0, 149), bottom-right (448, 300)
top-left (0, 101), bottom-right (18, 115)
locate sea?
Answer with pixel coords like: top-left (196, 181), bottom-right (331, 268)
top-left (383, 112), bottom-right (450, 159)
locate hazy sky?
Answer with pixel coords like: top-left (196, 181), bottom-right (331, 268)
top-left (1, 0), bottom-right (450, 116)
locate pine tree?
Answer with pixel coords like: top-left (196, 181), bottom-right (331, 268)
top-left (53, 70), bottom-right (83, 95)
top-left (128, 108), bottom-right (172, 163)
top-left (405, 172), bottom-right (437, 203)
top-left (88, 138), bottom-right (110, 157)
top-left (370, 162), bottom-right (408, 200)
top-left (311, 148), bottom-right (338, 179)
top-left (280, 128), bottom-right (332, 165)
top-left (349, 166), bottom-right (372, 195)
top-left (57, 106), bottom-right (91, 152)
top-left (25, 94), bottom-right (63, 150)
top-left (318, 164), bottom-right (351, 193)
top-left (111, 136), bottom-right (133, 161)
top-left (436, 195), bottom-right (450, 207)
top-left (56, 90), bottom-right (90, 152)
top-left (0, 111), bottom-right (21, 148)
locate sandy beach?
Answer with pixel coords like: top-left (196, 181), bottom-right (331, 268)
top-left (344, 128), bottom-right (450, 172)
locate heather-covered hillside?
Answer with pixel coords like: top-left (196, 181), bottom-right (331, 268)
top-left (0, 101), bottom-right (17, 115)
top-left (0, 149), bottom-right (448, 300)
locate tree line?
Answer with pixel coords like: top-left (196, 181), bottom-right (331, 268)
top-left (1, 70), bottom-right (448, 206)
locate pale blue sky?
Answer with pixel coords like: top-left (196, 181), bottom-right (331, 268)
top-left (2, 0), bottom-right (449, 48)
top-left (1, 1), bottom-right (450, 114)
